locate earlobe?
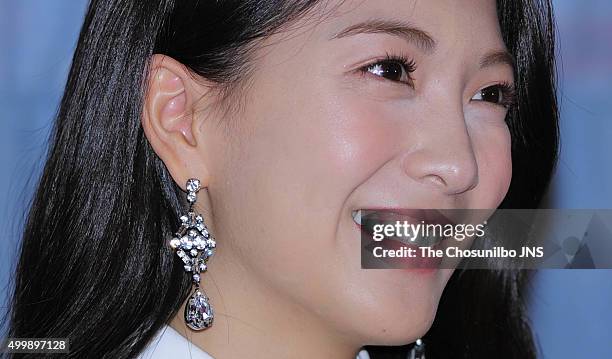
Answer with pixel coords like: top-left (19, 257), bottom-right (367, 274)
top-left (142, 54), bottom-right (210, 187)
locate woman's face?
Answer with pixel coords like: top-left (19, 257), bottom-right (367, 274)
top-left (199, 0), bottom-right (513, 346)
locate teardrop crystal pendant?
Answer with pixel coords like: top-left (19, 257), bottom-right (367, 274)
top-left (185, 288), bottom-right (214, 330)
top-left (169, 178), bottom-right (216, 331)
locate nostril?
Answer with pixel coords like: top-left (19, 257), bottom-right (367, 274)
top-left (400, 148), bottom-right (479, 195)
top-left (420, 164), bottom-right (479, 195)
top-left (424, 174), bottom-right (447, 188)
top-left (445, 165), bottom-right (479, 195)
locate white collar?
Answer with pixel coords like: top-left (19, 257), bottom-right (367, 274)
top-left (138, 325), bottom-right (370, 359)
top-left (138, 325), bottom-right (214, 359)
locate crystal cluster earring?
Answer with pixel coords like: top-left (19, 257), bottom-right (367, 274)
top-left (169, 178), bottom-right (216, 330)
top-left (408, 338), bottom-right (426, 359)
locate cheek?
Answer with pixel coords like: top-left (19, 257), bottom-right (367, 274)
top-left (308, 96), bottom-right (400, 187)
top-left (207, 77), bottom-right (401, 293)
top-left (472, 122), bottom-right (513, 206)
top-left (250, 84), bottom-right (403, 213)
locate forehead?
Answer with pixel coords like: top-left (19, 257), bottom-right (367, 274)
top-left (300, 0), bottom-right (506, 53)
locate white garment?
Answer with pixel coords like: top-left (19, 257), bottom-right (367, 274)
top-left (138, 325), bottom-right (214, 359)
top-left (138, 325), bottom-right (371, 359)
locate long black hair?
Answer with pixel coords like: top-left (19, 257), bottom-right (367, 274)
top-left (4, 0), bottom-right (557, 358)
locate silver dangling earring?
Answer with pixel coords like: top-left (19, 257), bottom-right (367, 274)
top-left (169, 178), bottom-right (216, 330)
top-left (408, 338), bottom-right (426, 359)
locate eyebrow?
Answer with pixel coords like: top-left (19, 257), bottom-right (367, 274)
top-left (479, 50), bottom-right (515, 70)
top-left (330, 19), bottom-right (437, 54)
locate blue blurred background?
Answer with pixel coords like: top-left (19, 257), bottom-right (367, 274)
top-left (1, 1), bottom-right (611, 357)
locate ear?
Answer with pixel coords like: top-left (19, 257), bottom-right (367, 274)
top-left (142, 54), bottom-right (211, 190)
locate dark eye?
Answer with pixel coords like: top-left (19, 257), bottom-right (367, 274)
top-left (360, 55), bottom-right (416, 86)
top-left (471, 83), bottom-right (516, 108)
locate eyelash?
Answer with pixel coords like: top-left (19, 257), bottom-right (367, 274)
top-left (357, 52), bottom-right (417, 86)
top-left (488, 81), bottom-right (517, 109)
top-left (358, 53), bottom-right (517, 109)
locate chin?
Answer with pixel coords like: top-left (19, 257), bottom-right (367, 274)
top-left (361, 295), bottom-right (440, 346)
top-left (331, 269), bottom-right (446, 346)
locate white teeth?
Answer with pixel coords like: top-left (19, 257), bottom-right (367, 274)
top-left (407, 233), bottom-right (443, 247)
top-left (351, 210), bottom-right (362, 225)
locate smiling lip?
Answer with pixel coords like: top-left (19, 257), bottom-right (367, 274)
top-left (359, 208), bottom-right (455, 226)
top-left (364, 238), bottom-right (443, 272)
top-left (355, 208), bottom-right (455, 272)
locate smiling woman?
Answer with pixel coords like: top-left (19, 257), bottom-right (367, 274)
top-left (5, 0), bottom-right (557, 358)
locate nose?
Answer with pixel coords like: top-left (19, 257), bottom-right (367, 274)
top-left (401, 113), bottom-right (479, 196)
